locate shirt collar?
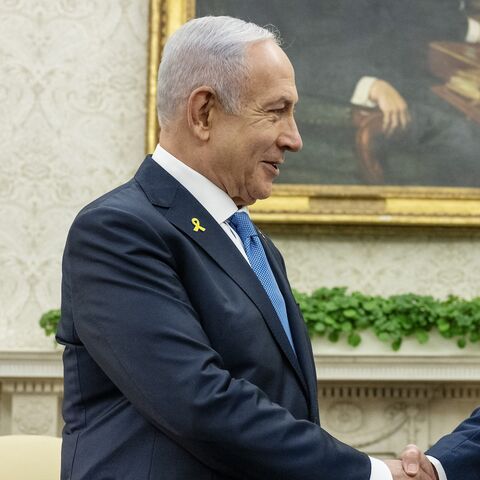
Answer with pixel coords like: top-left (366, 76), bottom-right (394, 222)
top-left (152, 144), bottom-right (246, 224)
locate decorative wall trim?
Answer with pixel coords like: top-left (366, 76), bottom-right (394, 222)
top-left (318, 384), bottom-right (480, 401)
top-left (2, 380), bottom-right (63, 395)
top-left (312, 333), bottom-right (480, 381)
top-left (0, 351), bottom-right (63, 378)
top-left (314, 355), bottom-right (480, 381)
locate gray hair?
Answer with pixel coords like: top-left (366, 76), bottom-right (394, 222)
top-left (156, 16), bottom-right (280, 126)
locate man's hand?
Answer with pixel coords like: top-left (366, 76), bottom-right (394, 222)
top-left (400, 444), bottom-right (438, 479)
top-left (368, 79), bottom-right (411, 136)
top-left (384, 459), bottom-right (436, 480)
top-left (383, 444), bottom-right (438, 480)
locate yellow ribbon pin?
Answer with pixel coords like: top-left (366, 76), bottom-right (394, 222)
top-left (191, 217), bottom-right (206, 232)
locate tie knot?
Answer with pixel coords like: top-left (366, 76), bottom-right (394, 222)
top-left (229, 211), bottom-right (257, 242)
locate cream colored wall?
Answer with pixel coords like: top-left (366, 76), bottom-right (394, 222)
top-left (0, 1), bottom-right (148, 349)
top-left (274, 233), bottom-right (480, 298)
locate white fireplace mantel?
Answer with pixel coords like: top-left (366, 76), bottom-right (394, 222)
top-left (312, 332), bottom-right (480, 381)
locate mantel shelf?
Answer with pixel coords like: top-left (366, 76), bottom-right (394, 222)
top-left (312, 334), bottom-right (480, 382)
top-left (0, 350), bottom-right (63, 378)
top-left (314, 354), bottom-right (480, 382)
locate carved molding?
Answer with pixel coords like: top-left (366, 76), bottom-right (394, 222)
top-left (318, 384), bottom-right (480, 401)
top-left (318, 384), bottom-right (480, 454)
top-left (0, 351), bottom-right (63, 378)
top-left (324, 402), bottom-right (424, 449)
top-left (2, 380), bottom-right (63, 395)
top-left (325, 402), bottom-right (364, 433)
top-left (315, 355), bottom-right (480, 381)
top-left (318, 385), bottom-right (433, 400)
top-left (312, 333), bottom-right (480, 381)
top-left (12, 395), bottom-right (56, 435)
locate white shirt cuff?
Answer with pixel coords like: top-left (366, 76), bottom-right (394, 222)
top-left (369, 456), bottom-right (393, 480)
top-left (426, 455), bottom-right (447, 480)
top-left (466, 17), bottom-right (480, 43)
top-left (351, 76), bottom-right (378, 108)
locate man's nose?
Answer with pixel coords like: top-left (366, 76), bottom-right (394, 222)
top-left (279, 118), bottom-right (303, 152)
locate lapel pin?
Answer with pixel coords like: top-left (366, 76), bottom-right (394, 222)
top-left (191, 217), bottom-right (206, 232)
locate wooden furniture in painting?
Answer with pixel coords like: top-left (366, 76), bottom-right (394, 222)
top-left (428, 42), bottom-right (480, 125)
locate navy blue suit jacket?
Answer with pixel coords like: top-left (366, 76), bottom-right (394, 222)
top-left (427, 407), bottom-right (480, 480)
top-left (57, 157), bottom-right (370, 479)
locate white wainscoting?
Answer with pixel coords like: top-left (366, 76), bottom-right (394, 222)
top-left (313, 335), bottom-right (480, 455)
top-left (0, 351), bottom-right (63, 437)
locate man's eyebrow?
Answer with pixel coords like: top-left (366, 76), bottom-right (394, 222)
top-left (264, 96), bottom-right (296, 108)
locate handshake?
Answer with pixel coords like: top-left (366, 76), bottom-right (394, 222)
top-left (384, 445), bottom-right (438, 480)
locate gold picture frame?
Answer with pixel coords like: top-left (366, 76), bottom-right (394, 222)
top-left (146, 0), bottom-right (480, 231)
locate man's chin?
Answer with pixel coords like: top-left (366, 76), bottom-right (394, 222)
top-left (232, 183), bottom-right (274, 207)
top-left (251, 183), bottom-right (274, 203)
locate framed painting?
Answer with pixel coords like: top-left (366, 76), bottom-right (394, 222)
top-left (146, 0), bottom-right (480, 230)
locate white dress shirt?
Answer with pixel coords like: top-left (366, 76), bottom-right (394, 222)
top-left (152, 144), bottom-right (393, 480)
top-left (428, 455), bottom-right (447, 480)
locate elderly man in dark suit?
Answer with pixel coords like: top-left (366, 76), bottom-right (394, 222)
top-left (57, 15), bottom-right (437, 480)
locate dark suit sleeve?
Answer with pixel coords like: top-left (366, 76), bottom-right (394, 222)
top-left (63, 205), bottom-right (370, 480)
top-left (427, 407), bottom-right (480, 479)
top-left (390, 0), bottom-right (468, 42)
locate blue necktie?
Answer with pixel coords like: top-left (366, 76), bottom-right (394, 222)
top-left (229, 211), bottom-right (295, 351)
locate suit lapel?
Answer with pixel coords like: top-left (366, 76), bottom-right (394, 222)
top-left (260, 233), bottom-right (318, 418)
top-left (135, 158), bottom-right (308, 396)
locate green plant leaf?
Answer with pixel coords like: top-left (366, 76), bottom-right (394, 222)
top-left (415, 330), bottom-right (429, 344)
top-left (377, 332), bottom-right (390, 342)
top-left (341, 321), bottom-right (353, 332)
top-left (314, 323), bottom-right (326, 333)
top-left (348, 332), bottom-right (362, 347)
top-left (39, 309), bottom-right (61, 337)
top-left (343, 309), bottom-right (357, 319)
top-left (391, 338), bottom-right (402, 351)
top-left (328, 331), bottom-right (340, 343)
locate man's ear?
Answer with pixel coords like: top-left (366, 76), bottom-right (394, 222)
top-left (187, 86), bottom-right (216, 141)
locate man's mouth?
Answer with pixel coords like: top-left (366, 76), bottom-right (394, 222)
top-left (262, 161), bottom-right (281, 174)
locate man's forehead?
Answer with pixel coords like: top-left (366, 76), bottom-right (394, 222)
top-left (250, 70), bottom-right (299, 105)
top-left (246, 43), bottom-right (296, 81)
top-left (246, 40), bottom-right (292, 67)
